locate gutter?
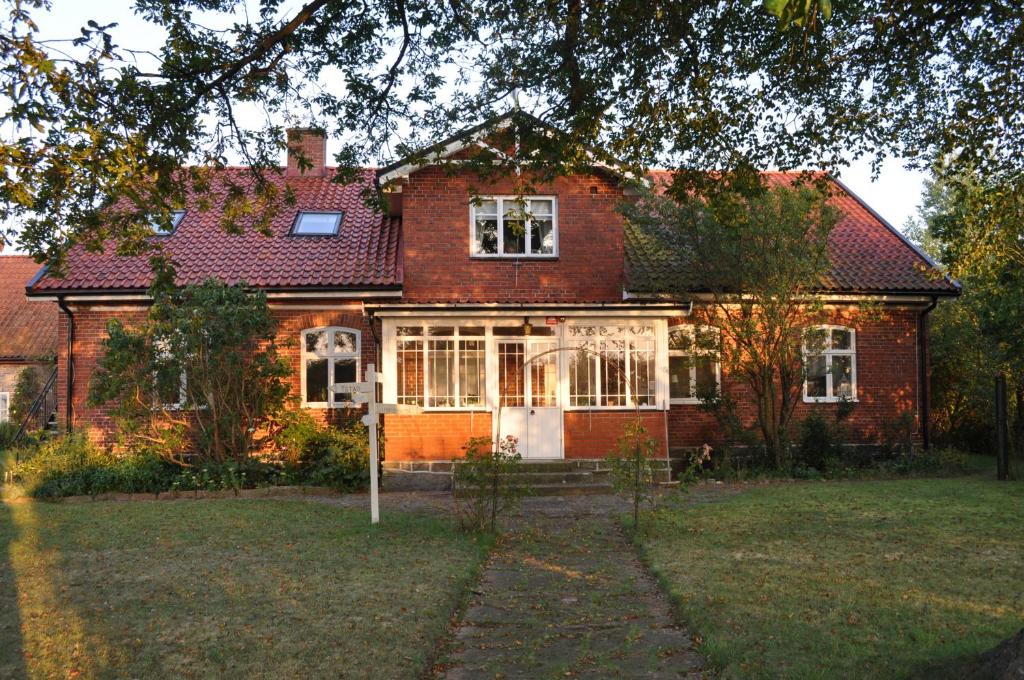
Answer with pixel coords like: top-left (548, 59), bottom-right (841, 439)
top-left (57, 296), bottom-right (74, 434)
top-left (918, 296), bottom-right (938, 450)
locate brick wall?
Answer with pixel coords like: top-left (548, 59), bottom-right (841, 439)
top-left (58, 303), bottom-right (376, 444)
top-left (401, 168), bottom-right (626, 302)
top-left (665, 306), bottom-right (923, 449)
top-left (57, 301), bottom-right (926, 457)
top-left (564, 411), bottom-right (669, 459)
top-left (382, 412), bottom-right (493, 461)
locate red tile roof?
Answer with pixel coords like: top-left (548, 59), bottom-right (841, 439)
top-left (627, 171), bottom-right (959, 295)
top-left (0, 255), bottom-right (58, 360)
top-left (30, 168), bottom-right (402, 293)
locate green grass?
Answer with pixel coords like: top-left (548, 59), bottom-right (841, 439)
top-left (637, 478), bottom-right (1024, 679)
top-left (0, 499), bottom-right (491, 679)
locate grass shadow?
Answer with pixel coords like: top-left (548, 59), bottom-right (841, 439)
top-left (0, 500), bottom-right (27, 679)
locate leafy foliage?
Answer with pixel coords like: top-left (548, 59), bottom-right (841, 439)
top-left (275, 411), bottom-right (370, 491)
top-left (0, 2), bottom-right (1020, 272)
top-left (88, 279), bottom-right (291, 465)
top-left (606, 420), bottom-right (659, 531)
top-left (454, 435), bottom-right (526, 533)
top-left (9, 366), bottom-right (45, 424)
top-left (627, 178), bottom-right (842, 467)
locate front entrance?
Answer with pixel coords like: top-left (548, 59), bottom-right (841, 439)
top-left (496, 338), bottom-right (562, 458)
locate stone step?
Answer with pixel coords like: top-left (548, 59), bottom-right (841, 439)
top-left (454, 481), bottom-right (614, 498)
top-left (510, 471), bottom-right (609, 485)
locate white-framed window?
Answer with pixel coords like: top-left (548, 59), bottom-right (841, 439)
top-left (565, 324), bottom-right (656, 408)
top-left (153, 338), bottom-right (187, 409)
top-left (668, 325), bottom-right (721, 403)
top-left (396, 325), bottom-right (486, 409)
top-left (0, 392), bottom-right (9, 422)
top-left (302, 327), bottom-right (361, 407)
top-left (292, 211), bottom-right (343, 236)
top-left (151, 210), bottom-right (185, 236)
top-left (470, 196), bottom-right (557, 257)
top-left (803, 325), bottom-right (857, 402)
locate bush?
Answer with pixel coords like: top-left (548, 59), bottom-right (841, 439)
top-left (0, 421), bottom-right (20, 451)
top-left (10, 434), bottom-right (175, 498)
top-left (454, 435), bottom-right (526, 533)
top-left (794, 412), bottom-right (840, 472)
top-left (276, 412), bottom-right (370, 492)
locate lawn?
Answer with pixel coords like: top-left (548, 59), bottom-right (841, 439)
top-left (0, 498), bottom-right (491, 679)
top-left (637, 478), bottom-right (1024, 679)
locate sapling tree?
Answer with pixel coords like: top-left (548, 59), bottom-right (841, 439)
top-left (88, 279), bottom-right (291, 464)
top-left (625, 175), bottom-right (842, 468)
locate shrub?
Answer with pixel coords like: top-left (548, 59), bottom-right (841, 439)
top-left (10, 365), bottom-right (47, 424)
top-left (454, 435), bottom-right (526, 533)
top-left (606, 421), bottom-right (660, 531)
top-left (0, 421), bottom-right (19, 451)
top-left (794, 412), bottom-right (840, 472)
top-left (291, 421), bottom-right (370, 492)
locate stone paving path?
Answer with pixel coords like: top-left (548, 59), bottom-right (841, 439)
top-left (438, 496), bottom-right (708, 679)
top-left (312, 490), bottom-right (719, 678)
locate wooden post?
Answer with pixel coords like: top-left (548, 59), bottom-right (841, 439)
top-left (339, 364), bottom-right (421, 525)
top-left (996, 373), bottom-right (1009, 481)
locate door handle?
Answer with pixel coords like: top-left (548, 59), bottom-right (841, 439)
top-left (530, 409), bottom-right (535, 415)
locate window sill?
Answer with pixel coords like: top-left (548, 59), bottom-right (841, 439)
top-left (802, 397), bottom-right (859, 404)
top-left (469, 255), bottom-right (559, 261)
top-left (301, 403), bottom-right (362, 409)
top-left (669, 399), bottom-right (705, 406)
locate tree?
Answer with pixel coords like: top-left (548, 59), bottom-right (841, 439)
top-left (908, 168), bottom-right (1024, 455)
top-left (88, 279), bottom-right (291, 464)
top-left (0, 2), bottom-right (1021, 271)
top-left (625, 176), bottom-right (841, 467)
top-left (10, 365), bottom-right (44, 424)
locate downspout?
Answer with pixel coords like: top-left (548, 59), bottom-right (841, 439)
top-left (57, 296), bottom-right (74, 433)
top-left (918, 297), bottom-right (938, 450)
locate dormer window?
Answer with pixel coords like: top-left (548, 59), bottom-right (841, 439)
top-left (471, 197), bottom-right (557, 257)
top-left (292, 211), bottom-right (343, 236)
top-left (152, 210), bottom-right (185, 236)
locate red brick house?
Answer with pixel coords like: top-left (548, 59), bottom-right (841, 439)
top-left (0, 255), bottom-right (58, 426)
top-left (24, 115), bottom-right (959, 483)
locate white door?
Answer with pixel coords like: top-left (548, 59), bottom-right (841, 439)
top-left (496, 339), bottom-right (562, 459)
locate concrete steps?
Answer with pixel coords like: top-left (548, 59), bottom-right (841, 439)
top-left (385, 458), bottom-right (670, 494)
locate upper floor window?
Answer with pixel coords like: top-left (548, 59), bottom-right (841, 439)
top-left (471, 197), bottom-right (556, 257)
top-left (803, 326), bottom-right (856, 402)
top-left (302, 327), bottom-right (360, 407)
top-left (151, 210), bottom-right (185, 236)
top-left (292, 211), bottom-right (343, 236)
top-left (668, 326), bottom-right (721, 403)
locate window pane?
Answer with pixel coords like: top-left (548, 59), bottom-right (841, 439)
top-left (305, 358), bottom-right (329, 403)
top-left (459, 339), bottom-right (486, 407)
top-left (805, 354), bottom-right (827, 398)
top-left (499, 214), bottom-right (524, 253)
top-left (695, 357), bottom-right (718, 399)
top-left (530, 343), bottom-right (558, 407)
top-left (155, 364), bottom-right (183, 405)
top-left (569, 345), bottom-right (598, 407)
top-left (530, 217), bottom-right (554, 254)
top-left (668, 329), bottom-right (693, 352)
top-left (831, 328), bottom-right (852, 351)
top-left (305, 330), bottom-right (328, 353)
top-left (601, 339), bottom-right (627, 407)
top-left (334, 359), bottom-right (357, 403)
top-left (397, 326), bottom-right (422, 337)
top-left (669, 355), bottom-right (691, 400)
top-left (498, 342), bottom-right (525, 407)
top-left (428, 340), bottom-right (455, 407)
top-left (477, 199), bottom-right (498, 215)
top-left (459, 326), bottom-right (485, 336)
top-left (832, 355), bottom-right (854, 398)
top-left (427, 326), bottom-right (455, 337)
top-left (397, 339), bottom-right (424, 406)
top-left (493, 326), bottom-right (525, 336)
top-left (630, 339), bottom-right (655, 406)
top-left (0, 393), bottom-right (7, 422)
top-left (294, 212), bottom-right (341, 235)
top-left (334, 331), bottom-right (357, 354)
top-left (475, 216), bottom-right (498, 254)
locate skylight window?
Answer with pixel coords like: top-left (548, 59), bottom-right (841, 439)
top-left (151, 210), bottom-right (185, 236)
top-left (292, 211), bottom-right (343, 236)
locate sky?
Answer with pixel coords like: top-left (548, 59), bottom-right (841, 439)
top-left (4, 1), bottom-right (927, 252)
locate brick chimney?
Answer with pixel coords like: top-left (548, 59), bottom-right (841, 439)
top-left (286, 127), bottom-right (327, 177)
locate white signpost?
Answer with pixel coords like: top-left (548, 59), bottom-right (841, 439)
top-left (335, 363), bottom-right (421, 524)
